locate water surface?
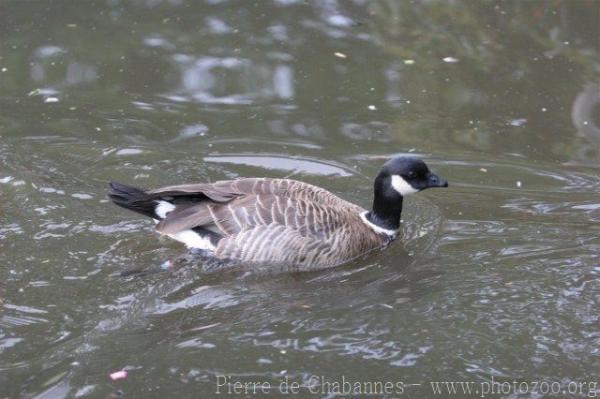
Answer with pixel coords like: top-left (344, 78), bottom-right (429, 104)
top-left (1, 1), bottom-right (599, 398)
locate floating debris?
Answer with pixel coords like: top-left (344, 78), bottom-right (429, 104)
top-left (44, 97), bottom-right (59, 103)
top-left (442, 56), bottom-right (459, 63)
top-left (109, 370), bottom-right (128, 381)
top-left (1, 67), bottom-right (7, 72)
top-left (367, 105), bottom-right (377, 111)
top-left (403, 59), bottom-right (415, 65)
top-left (541, 107), bottom-right (547, 112)
top-left (516, 181), bottom-right (522, 188)
top-left (333, 52), bottom-right (347, 59)
top-left (480, 168), bottom-right (488, 173)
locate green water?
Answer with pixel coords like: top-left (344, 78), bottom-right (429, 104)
top-left (1, 1), bottom-right (599, 398)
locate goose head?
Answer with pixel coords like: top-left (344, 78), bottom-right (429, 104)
top-left (366, 156), bottom-right (448, 233)
top-left (378, 156), bottom-right (448, 196)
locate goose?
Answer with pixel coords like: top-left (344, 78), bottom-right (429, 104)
top-left (107, 156), bottom-right (447, 270)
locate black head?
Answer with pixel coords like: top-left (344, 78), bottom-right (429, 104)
top-left (367, 156), bottom-right (448, 232)
top-left (377, 156), bottom-right (448, 196)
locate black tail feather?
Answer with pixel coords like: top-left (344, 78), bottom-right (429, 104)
top-left (107, 182), bottom-right (158, 219)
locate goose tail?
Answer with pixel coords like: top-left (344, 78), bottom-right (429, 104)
top-left (107, 182), bottom-right (158, 219)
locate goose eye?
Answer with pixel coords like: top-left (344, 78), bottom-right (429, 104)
top-left (406, 171), bottom-right (416, 179)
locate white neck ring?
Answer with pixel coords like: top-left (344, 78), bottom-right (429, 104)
top-left (359, 211), bottom-right (399, 237)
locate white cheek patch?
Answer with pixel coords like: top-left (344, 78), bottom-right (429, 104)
top-left (391, 175), bottom-right (418, 196)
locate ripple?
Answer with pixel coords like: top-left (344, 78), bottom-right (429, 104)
top-left (1, 313), bottom-right (48, 327)
top-left (0, 1), bottom-right (598, 397)
top-left (204, 155), bottom-right (353, 176)
top-left (152, 286), bottom-right (241, 314)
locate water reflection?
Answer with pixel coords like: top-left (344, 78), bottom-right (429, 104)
top-left (570, 83), bottom-right (600, 166)
top-left (167, 53), bottom-right (296, 104)
top-left (0, 0), bottom-right (599, 398)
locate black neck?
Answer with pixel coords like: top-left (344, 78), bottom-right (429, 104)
top-left (366, 176), bottom-right (403, 231)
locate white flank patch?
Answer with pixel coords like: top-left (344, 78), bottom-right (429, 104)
top-left (391, 175), bottom-right (418, 196)
top-left (168, 230), bottom-right (216, 251)
top-left (155, 200), bottom-right (175, 219)
top-left (154, 200), bottom-right (216, 250)
top-left (359, 212), bottom-right (399, 237)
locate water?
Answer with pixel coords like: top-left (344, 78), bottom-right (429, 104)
top-left (1, 1), bottom-right (599, 398)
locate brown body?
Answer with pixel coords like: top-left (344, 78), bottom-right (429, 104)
top-left (109, 156), bottom-right (447, 271)
top-left (147, 178), bottom-right (389, 270)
